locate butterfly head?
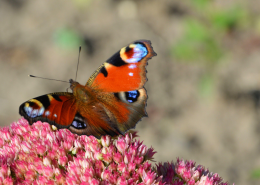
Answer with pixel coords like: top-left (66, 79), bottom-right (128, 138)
top-left (69, 79), bottom-right (78, 90)
top-left (69, 79), bottom-right (92, 102)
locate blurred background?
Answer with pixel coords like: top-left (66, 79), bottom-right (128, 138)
top-left (1, 0), bottom-right (260, 184)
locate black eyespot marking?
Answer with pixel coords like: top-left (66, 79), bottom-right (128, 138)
top-left (72, 121), bottom-right (87, 129)
top-left (114, 92), bottom-right (120, 100)
top-left (100, 66), bottom-right (108, 77)
top-left (125, 90), bottom-right (140, 103)
top-left (71, 113), bottom-right (87, 129)
top-left (106, 51), bottom-right (126, 67)
top-left (134, 42), bottom-right (147, 49)
top-left (52, 94), bottom-right (62, 102)
top-left (74, 112), bottom-right (84, 122)
top-left (28, 101), bottom-right (36, 107)
top-left (125, 46), bottom-right (132, 52)
top-left (35, 95), bottom-right (50, 109)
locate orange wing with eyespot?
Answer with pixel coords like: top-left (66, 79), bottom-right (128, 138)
top-left (86, 40), bottom-right (156, 92)
top-left (19, 93), bottom-right (78, 128)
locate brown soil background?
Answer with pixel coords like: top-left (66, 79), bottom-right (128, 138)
top-left (1, 0), bottom-right (260, 184)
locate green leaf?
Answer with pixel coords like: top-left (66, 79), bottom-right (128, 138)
top-left (185, 19), bottom-right (209, 41)
top-left (210, 7), bottom-right (247, 31)
top-left (171, 19), bottom-right (223, 64)
top-left (191, 0), bottom-right (210, 9)
top-left (53, 28), bottom-right (83, 49)
top-left (251, 168), bottom-right (260, 179)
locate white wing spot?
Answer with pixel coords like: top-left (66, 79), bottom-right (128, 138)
top-left (129, 72), bottom-right (133, 76)
top-left (24, 107), bottom-right (32, 116)
top-left (31, 110), bottom-right (38, 118)
top-left (128, 64), bottom-right (137, 69)
top-left (45, 111), bottom-right (50, 116)
top-left (54, 114), bottom-right (57, 118)
top-left (38, 107), bottom-right (45, 116)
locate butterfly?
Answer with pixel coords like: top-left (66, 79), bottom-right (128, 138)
top-left (19, 40), bottom-right (156, 138)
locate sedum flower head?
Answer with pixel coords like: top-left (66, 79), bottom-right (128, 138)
top-left (0, 118), bottom-right (233, 185)
top-left (155, 158), bottom-right (230, 185)
top-left (0, 118), bottom-right (161, 184)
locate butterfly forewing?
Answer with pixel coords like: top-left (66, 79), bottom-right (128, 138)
top-left (86, 40), bottom-right (156, 92)
top-left (19, 92), bottom-right (77, 128)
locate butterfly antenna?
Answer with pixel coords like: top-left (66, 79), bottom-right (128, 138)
top-left (28, 75), bottom-right (70, 83)
top-left (75, 46), bottom-right (81, 81)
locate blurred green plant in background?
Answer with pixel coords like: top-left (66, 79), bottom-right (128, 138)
top-left (54, 28), bottom-right (83, 49)
top-left (172, 19), bottom-right (223, 64)
top-left (251, 168), bottom-right (260, 179)
top-left (171, 0), bottom-right (249, 98)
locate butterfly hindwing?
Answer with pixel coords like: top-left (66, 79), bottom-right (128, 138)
top-left (67, 87), bottom-right (147, 138)
top-left (86, 40), bottom-right (156, 92)
top-left (68, 99), bottom-right (123, 138)
top-left (19, 92), bottom-right (78, 129)
top-left (109, 88), bottom-right (148, 133)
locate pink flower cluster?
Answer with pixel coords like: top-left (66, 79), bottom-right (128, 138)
top-left (0, 118), bottom-right (161, 184)
top-left (156, 159), bottom-right (230, 185)
top-left (0, 118), bottom-right (232, 185)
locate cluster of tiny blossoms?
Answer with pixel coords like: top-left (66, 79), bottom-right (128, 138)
top-left (0, 118), bottom-right (160, 184)
top-left (0, 118), bottom-right (232, 185)
top-left (156, 159), bottom-right (231, 185)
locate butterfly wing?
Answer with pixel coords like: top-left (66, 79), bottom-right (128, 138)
top-left (69, 40), bottom-right (156, 137)
top-left (86, 40), bottom-right (156, 92)
top-left (68, 87), bottom-right (147, 138)
top-left (19, 92), bottom-right (78, 129)
top-left (68, 95), bottom-right (123, 138)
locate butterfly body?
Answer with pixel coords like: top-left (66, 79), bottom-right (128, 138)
top-left (19, 40), bottom-right (156, 138)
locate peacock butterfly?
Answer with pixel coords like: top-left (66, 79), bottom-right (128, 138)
top-left (19, 40), bottom-right (156, 138)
